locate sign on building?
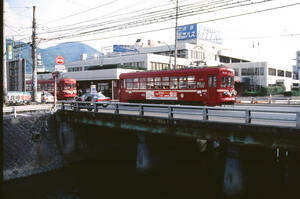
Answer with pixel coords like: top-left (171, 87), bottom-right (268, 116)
top-left (6, 43), bottom-right (14, 60)
top-left (177, 24), bottom-right (197, 40)
top-left (177, 24), bottom-right (222, 45)
top-left (113, 45), bottom-right (137, 53)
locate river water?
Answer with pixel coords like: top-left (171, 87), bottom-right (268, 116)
top-left (3, 141), bottom-right (300, 199)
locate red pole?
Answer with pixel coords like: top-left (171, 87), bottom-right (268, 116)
top-left (54, 75), bottom-right (56, 105)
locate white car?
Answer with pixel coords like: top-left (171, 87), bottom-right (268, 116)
top-left (39, 91), bottom-right (55, 103)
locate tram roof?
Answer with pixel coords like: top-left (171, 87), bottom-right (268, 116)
top-left (119, 66), bottom-right (233, 78)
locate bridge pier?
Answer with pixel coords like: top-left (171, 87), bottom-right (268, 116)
top-left (222, 144), bottom-right (244, 198)
top-left (136, 134), bottom-right (151, 173)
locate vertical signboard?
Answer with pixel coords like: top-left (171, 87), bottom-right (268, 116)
top-left (6, 43), bottom-right (13, 60)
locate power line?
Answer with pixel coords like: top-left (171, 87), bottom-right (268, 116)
top-left (38, 0), bottom-right (233, 35)
top-left (44, 0), bottom-right (121, 24)
top-left (37, 0), bottom-right (245, 38)
top-left (39, 2), bottom-right (300, 45)
top-left (41, 0), bottom-right (274, 41)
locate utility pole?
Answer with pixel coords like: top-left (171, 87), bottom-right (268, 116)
top-left (174, 0), bottom-right (179, 70)
top-left (3, 24), bottom-right (8, 104)
top-left (31, 6), bottom-right (38, 102)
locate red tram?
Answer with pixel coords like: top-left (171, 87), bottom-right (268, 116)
top-left (119, 66), bottom-right (236, 106)
top-left (26, 78), bottom-right (77, 100)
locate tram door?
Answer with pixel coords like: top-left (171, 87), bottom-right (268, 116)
top-left (207, 75), bottom-right (218, 106)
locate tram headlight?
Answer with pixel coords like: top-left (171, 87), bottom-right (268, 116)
top-left (232, 90), bottom-right (237, 96)
top-left (223, 91), bottom-right (230, 96)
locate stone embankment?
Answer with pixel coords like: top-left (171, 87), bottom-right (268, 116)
top-left (3, 113), bottom-right (64, 181)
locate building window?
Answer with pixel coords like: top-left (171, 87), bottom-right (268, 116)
top-left (241, 68), bottom-right (248, 76)
top-left (233, 68), bottom-right (239, 76)
top-left (259, 67), bottom-right (264, 75)
top-left (277, 70), bottom-right (284, 77)
top-left (285, 71), bottom-right (292, 78)
top-left (268, 68), bottom-right (276, 76)
top-left (248, 68), bottom-right (255, 75)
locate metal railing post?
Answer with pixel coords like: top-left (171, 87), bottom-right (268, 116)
top-left (203, 108), bottom-right (208, 121)
top-left (94, 103), bottom-right (98, 112)
top-left (296, 112), bottom-right (300, 129)
top-left (139, 105), bottom-right (144, 117)
top-left (168, 106), bottom-right (173, 119)
top-left (245, 110), bottom-right (251, 124)
top-left (13, 107), bottom-right (17, 118)
top-left (114, 103), bottom-right (119, 115)
top-left (76, 102), bottom-right (79, 111)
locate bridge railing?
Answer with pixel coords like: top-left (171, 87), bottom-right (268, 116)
top-left (3, 104), bottom-right (55, 118)
top-left (59, 101), bottom-right (300, 129)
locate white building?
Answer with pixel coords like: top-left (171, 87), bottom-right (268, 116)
top-left (227, 62), bottom-right (294, 91)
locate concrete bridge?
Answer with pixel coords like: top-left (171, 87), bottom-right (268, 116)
top-left (56, 101), bottom-right (300, 150)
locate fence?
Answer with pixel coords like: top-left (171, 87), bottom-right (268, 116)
top-left (3, 105), bottom-right (55, 118)
top-left (60, 101), bottom-right (300, 129)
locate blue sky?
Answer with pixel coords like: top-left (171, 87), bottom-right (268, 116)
top-left (4, 0), bottom-right (300, 66)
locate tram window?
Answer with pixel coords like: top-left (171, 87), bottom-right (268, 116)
top-left (187, 76), bottom-right (195, 89)
top-left (213, 76), bottom-right (217, 88)
top-left (221, 77), bottom-right (226, 88)
top-left (197, 82), bottom-right (205, 88)
top-left (170, 77), bottom-right (178, 89)
top-left (228, 76), bottom-right (233, 87)
top-left (154, 77), bottom-right (161, 89)
top-left (147, 77), bottom-right (154, 89)
top-left (179, 76), bottom-right (187, 89)
top-left (162, 77), bottom-right (169, 89)
top-left (127, 79), bottom-right (133, 89)
top-left (121, 79), bottom-right (126, 88)
top-left (140, 78), bottom-right (146, 89)
top-left (208, 77), bottom-right (212, 88)
top-left (133, 78), bottom-right (139, 89)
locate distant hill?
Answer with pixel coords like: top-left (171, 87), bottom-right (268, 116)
top-left (9, 41), bottom-right (102, 74)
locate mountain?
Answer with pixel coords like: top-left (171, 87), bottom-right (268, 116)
top-left (10, 41), bottom-right (102, 73)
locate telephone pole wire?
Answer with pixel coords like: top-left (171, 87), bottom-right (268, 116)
top-left (31, 6), bottom-right (38, 102)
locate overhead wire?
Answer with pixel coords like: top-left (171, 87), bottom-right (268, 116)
top-left (37, 0), bottom-right (232, 35)
top-left (39, 1), bottom-right (300, 46)
top-left (44, 0), bottom-right (121, 24)
top-left (41, 0), bottom-right (272, 42)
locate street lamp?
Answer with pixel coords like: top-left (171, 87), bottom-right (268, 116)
top-left (158, 41), bottom-right (172, 69)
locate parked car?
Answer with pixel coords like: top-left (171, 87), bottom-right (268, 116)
top-left (74, 92), bottom-right (111, 111)
top-left (42, 92), bottom-right (55, 103)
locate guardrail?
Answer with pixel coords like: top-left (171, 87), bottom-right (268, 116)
top-left (236, 97), bottom-right (300, 105)
top-left (59, 101), bottom-right (300, 129)
top-left (3, 105), bottom-right (55, 118)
